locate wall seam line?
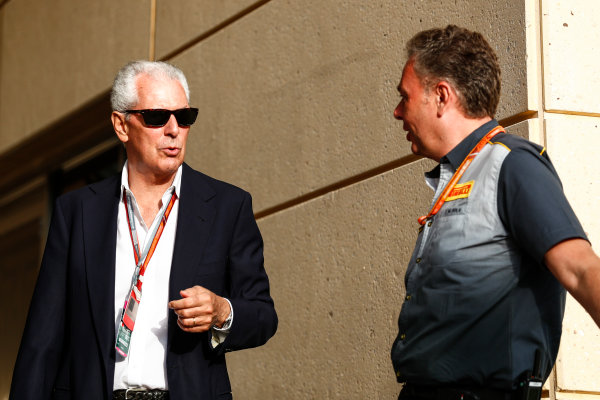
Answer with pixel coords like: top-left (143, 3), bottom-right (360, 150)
top-left (538, 0), bottom-right (548, 148)
top-left (149, 0), bottom-right (157, 61)
top-left (254, 154), bottom-right (421, 220)
top-left (545, 110), bottom-right (600, 118)
top-left (254, 112), bottom-right (537, 220)
top-left (555, 389), bottom-right (600, 395)
top-left (158, 0), bottom-right (272, 61)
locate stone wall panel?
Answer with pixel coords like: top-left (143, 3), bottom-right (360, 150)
top-left (172, 0), bottom-right (528, 213)
top-left (0, 0), bottom-right (150, 153)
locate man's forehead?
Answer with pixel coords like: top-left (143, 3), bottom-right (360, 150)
top-left (399, 60), bottom-right (425, 91)
top-left (397, 62), bottom-right (412, 92)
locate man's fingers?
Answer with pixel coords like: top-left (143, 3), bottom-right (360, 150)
top-left (178, 314), bottom-right (211, 327)
top-left (172, 305), bottom-right (216, 319)
top-left (169, 298), bottom-right (214, 314)
top-left (169, 296), bottom-right (198, 310)
top-left (180, 285), bottom-right (208, 298)
top-left (168, 285), bottom-right (213, 310)
top-left (176, 315), bottom-right (212, 332)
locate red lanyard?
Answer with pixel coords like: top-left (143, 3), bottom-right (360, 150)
top-left (123, 190), bottom-right (177, 290)
top-left (116, 189), bottom-right (177, 358)
top-left (417, 125), bottom-right (505, 225)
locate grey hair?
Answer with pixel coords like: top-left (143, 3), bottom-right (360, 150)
top-left (110, 60), bottom-right (190, 112)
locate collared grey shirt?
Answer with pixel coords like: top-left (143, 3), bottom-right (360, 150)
top-left (391, 120), bottom-right (587, 390)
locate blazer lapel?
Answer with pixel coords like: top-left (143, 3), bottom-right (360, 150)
top-left (169, 164), bottom-right (216, 300)
top-left (82, 175), bottom-right (120, 386)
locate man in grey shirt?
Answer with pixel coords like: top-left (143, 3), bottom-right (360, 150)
top-left (391, 25), bottom-right (600, 400)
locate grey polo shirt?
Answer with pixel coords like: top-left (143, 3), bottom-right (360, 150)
top-left (391, 120), bottom-right (587, 390)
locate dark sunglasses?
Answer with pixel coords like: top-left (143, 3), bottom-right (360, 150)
top-left (125, 108), bottom-right (199, 127)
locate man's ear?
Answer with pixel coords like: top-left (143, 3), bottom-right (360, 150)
top-left (434, 81), bottom-right (453, 116)
top-left (111, 111), bottom-right (129, 144)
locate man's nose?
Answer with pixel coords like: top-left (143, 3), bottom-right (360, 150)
top-left (394, 104), bottom-right (403, 120)
top-left (164, 114), bottom-right (180, 136)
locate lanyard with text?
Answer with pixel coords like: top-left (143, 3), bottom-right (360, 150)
top-left (417, 125), bottom-right (505, 225)
top-left (115, 189), bottom-right (177, 358)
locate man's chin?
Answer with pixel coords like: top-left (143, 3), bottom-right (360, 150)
top-left (155, 158), bottom-right (183, 177)
top-left (409, 143), bottom-right (421, 156)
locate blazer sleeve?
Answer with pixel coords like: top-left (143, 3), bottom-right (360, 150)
top-left (211, 191), bottom-right (277, 355)
top-left (10, 199), bottom-right (70, 400)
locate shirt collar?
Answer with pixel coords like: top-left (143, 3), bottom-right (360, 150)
top-left (426, 119), bottom-right (499, 179)
top-left (120, 161), bottom-right (183, 198)
top-left (442, 119), bottom-right (500, 169)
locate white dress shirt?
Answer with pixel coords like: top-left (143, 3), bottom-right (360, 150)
top-left (113, 163), bottom-right (182, 390)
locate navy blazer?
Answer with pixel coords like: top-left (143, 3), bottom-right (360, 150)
top-left (10, 163), bottom-right (277, 400)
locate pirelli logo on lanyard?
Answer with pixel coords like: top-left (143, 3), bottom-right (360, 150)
top-left (116, 189), bottom-right (177, 358)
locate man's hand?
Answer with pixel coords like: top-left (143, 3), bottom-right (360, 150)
top-left (168, 286), bottom-right (231, 333)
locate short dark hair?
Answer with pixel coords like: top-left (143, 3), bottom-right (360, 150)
top-left (406, 25), bottom-right (501, 118)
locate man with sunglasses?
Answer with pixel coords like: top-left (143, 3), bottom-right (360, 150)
top-left (11, 61), bottom-right (277, 400)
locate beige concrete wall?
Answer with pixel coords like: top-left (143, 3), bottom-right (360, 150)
top-left (0, 5), bottom-right (3, 119)
top-left (154, 0), bottom-right (262, 59)
top-left (1, 0), bottom-right (599, 399)
top-left (170, 0), bottom-right (528, 213)
top-left (0, 0), bottom-right (151, 153)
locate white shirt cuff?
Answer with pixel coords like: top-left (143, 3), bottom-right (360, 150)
top-left (210, 298), bottom-right (233, 347)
